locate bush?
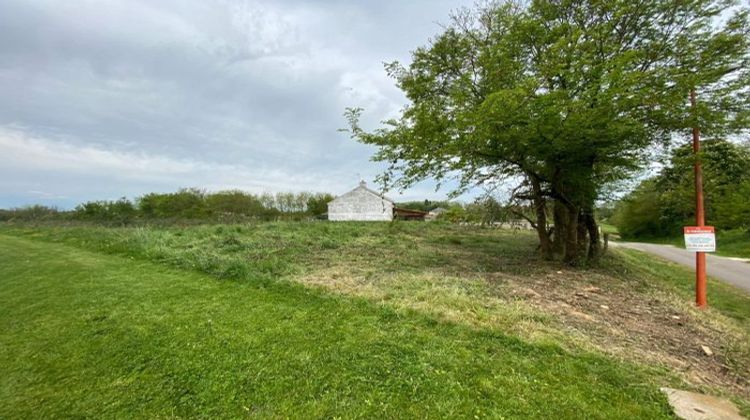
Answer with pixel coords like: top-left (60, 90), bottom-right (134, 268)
top-left (74, 198), bottom-right (137, 224)
top-left (138, 188), bottom-right (207, 219)
top-left (306, 193), bottom-right (334, 216)
top-left (205, 191), bottom-right (265, 218)
top-left (397, 200), bottom-right (453, 212)
top-left (0, 205), bottom-right (60, 222)
top-left (3, 188), bottom-right (336, 225)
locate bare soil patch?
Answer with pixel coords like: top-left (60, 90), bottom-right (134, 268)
top-left (494, 269), bottom-right (749, 400)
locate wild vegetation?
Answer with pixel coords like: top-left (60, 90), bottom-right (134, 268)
top-left (0, 189), bottom-right (334, 225)
top-left (397, 197), bottom-right (518, 225)
top-left (0, 191), bottom-right (535, 227)
top-left (1, 222), bottom-right (749, 417)
top-left (345, 0), bottom-right (750, 265)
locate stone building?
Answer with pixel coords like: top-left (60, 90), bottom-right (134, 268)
top-left (328, 181), bottom-right (394, 221)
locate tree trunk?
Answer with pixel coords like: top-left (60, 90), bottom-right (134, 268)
top-left (562, 203), bottom-right (580, 265)
top-left (584, 211), bottom-right (601, 261)
top-left (577, 210), bottom-right (589, 258)
top-left (530, 176), bottom-right (553, 259)
top-left (552, 200), bottom-right (566, 255)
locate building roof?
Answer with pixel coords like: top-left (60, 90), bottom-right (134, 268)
top-left (394, 207), bottom-right (428, 220)
top-left (332, 181), bottom-right (394, 204)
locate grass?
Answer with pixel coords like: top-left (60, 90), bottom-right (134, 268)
top-left (712, 229), bottom-right (750, 259)
top-left (0, 232), bottom-right (673, 418)
top-left (0, 222), bottom-right (548, 290)
top-left (1, 221), bottom-right (749, 417)
top-left (599, 223), bottom-right (619, 235)
top-left (614, 248), bottom-right (750, 326)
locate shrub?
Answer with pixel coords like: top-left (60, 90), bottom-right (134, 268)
top-left (0, 205), bottom-right (60, 222)
top-left (138, 188), bottom-right (207, 219)
top-left (74, 198), bottom-right (137, 224)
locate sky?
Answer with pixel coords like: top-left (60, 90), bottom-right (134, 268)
top-left (0, 0), bottom-right (477, 209)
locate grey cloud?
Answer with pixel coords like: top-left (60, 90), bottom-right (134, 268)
top-left (0, 0), bottom-right (475, 208)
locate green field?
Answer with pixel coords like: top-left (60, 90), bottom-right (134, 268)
top-left (1, 222), bottom-right (748, 418)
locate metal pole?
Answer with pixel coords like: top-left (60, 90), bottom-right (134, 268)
top-left (690, 89), bottom-right (707, 308)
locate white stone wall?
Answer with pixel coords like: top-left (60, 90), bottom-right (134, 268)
top-left (328, 187), bottom-right (393, 221)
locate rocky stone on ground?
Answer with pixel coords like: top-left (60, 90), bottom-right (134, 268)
top-left (661, 388), bottom-right (744, 420)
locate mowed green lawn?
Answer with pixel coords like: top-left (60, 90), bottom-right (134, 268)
top-left (0, 232), bottom-right (674, 418)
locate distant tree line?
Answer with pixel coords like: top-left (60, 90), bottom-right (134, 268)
top-left (612, 140), bottom-right (750, 238)
top-left (1, 191), bottom-right (532, 227)
top-left (0, 189), bottom-right (334, 225)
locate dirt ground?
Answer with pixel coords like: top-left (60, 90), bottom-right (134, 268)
top-left (495, 269), bottom-right (750, 401)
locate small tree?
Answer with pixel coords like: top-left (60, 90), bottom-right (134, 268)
top-left (205, 191), bottom-right (265, 218)
top-left (137, 188), bottom-right (207, 219)
top-left (306, 193), bottom-right (334, 217)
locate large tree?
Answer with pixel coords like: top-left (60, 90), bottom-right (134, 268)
top-left (346, 0), bottom-right (749, 264)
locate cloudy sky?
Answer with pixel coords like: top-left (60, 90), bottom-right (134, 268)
top-left (0, 0), bottom-right (477, 209)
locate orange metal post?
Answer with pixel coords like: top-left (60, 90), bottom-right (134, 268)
top-left (691, 89), bottom-right (707, 308)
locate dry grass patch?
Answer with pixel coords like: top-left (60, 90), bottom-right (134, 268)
top-left (298, 268), bottom-right (570, 344)
top-left (296, 241), bottom-right (750, 406)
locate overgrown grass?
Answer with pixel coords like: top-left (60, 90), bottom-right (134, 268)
top-left (7, 221), bottom-right (746, 320)
top-left (0, 222), bottom-right (544, 282)
top-left (0, 234), bottom-right (673, 418)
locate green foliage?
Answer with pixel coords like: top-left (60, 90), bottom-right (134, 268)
top-left (466, 197), bottom-right (506, 225)
top-left (138, 188), bottom-right (208, 219)
top-left (595, 203), bottom-right (616, 223)
top-left (614, 139), bottom-right (750, 237)
top-left (305, 193), bottom-right (335, 217)
top-left (345, 0), bottom-right (750, 263)
top-left (713, 179), bottom-right (750, 230)
top-left (204, 190), bottom-right (265, 217)
top-left (0, 205), bottom-right (60, 222)
top-left (1, 189), bottom-right (336, 224)
top-left (714, 229), bottom-right (750, 259)
top-left (396, 200), bottom-right (452, 212)
top-left (441, 205), bottom-right (469, 223)
top-left (74, 198), bottom-right (137, 225)
top-left (612, 180), bottom-right (671, 238)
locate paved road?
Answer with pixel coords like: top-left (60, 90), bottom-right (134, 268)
top-left (612, 241), bottom-right (750, 293)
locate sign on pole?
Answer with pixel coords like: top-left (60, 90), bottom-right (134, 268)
top-left (683, 226), bottom-right (716, 252)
